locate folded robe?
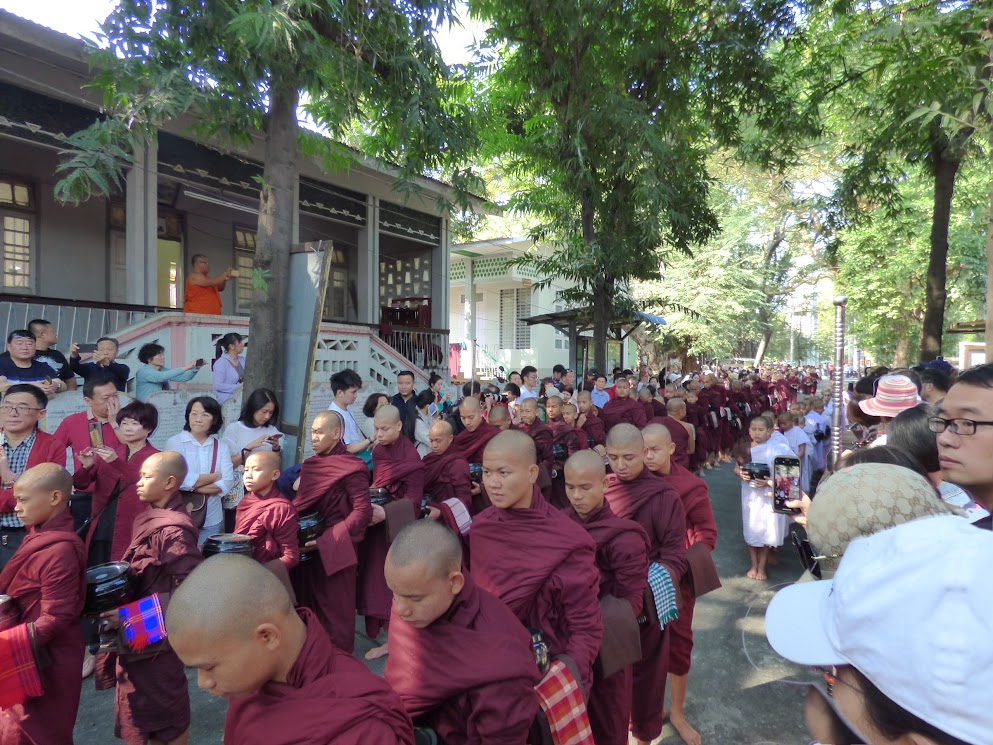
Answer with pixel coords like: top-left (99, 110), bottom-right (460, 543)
top-left (0, 511), bottom-right (85, 745)
top-left (385, 573), bottom-right (539, 745)
top-left (471, 486), bottom-right (602, 695)
top-left (235, 489), bottom-right (300, 570)
top-left (226, 608), bottom-right (415, 745)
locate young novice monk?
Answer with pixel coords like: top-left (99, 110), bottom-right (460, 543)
top-left (384, 520), bottom-right (539, 744)
top-left (0, 463), bottom-right (85, 745)
top-left (167, 555), bottom-right (415, 745)
top-left (235, 451), bottom-right (299, 570)
top-left (113, 451), bottom-right (203, 745)
top-left (564, 451), bottom-right (649, 745)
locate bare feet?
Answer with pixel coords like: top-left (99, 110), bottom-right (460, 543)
top-left (364, 642), bottom-right (389, 660)
top-left (746, 569), bottom-right (758, 580)
top-left (81, 650), bottom-right (95, 679)
top-left (755, 572), bottom-right (768, 581)
top-left (671, 712), bottom-right (702, 745)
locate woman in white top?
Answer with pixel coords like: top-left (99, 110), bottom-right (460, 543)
top-left (213, 332), bottom-right (246, 404)
top-left (413, 389), bottom-right (436, 457)
top-left (165, 395), bottom-right (235, 544)
top-left (221, 388), bottom-right (283, 529)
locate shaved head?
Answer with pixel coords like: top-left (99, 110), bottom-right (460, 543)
top-left (666, 398), bottom-right (686, 415)
top-left (643, 422), bottom-right (675, 474)
top-left (374, 405), bottom-right (401, 424)
top-left (606, 423), bottom-right (644, 449)
top-left (428, 419), bottom-right (454, 455)
top-left (314, 409), bottom-right (343, 432)
top-left (147, 451), bottom-right (189, 484)
top-left (643, 422), bottom-right (672, 445)
top-left (17, 462), bottom-right (72, 501)
top-left (245, 450), bottom-right (281, 471)
top-left (430, 419), bottom-right (453, 438)
top-left (565, 449), bottom-right (606, 479)
top-left (387, 520), bottom-right (463, 579)
top-left (461, 397), bottom-right (481, 414)
top-left (605, 423), bottom-right (646, 481)
top-left (564, 450), bottom-right (608, 519)
top-left (519, 398), bottom-right (537, 411)
top-left (484, 429), bottom-right (537, 465)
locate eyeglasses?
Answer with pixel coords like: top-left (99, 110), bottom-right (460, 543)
top-left (0, 404), bottom-right (42, 415)
top-left (927, 417), bottom-right (993, 436)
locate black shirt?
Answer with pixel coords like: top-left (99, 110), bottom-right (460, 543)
top-left (34, 348), bottom-right (74, 383)
top-left (70, 357), bottom-right (130, 391)
top-left (0, 355), bottom-right (56, 384)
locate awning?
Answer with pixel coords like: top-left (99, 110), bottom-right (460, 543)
top-left (524, 306), bottom-right (666, 340)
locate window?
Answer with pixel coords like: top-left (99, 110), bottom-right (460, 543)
top-left (500, 288), bottom-right (532, 350)
top-left (0, 177), bottom-right (34, 292)
top-left (554, 303), bottom-right (569, 351)
top-left (234, 227), bottom-right (256, 314)
top-left (324, 246), bottom-right (348, 321)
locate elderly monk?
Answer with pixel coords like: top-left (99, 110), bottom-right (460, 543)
top-left (547, 395), bottom-right (582, 508)
top-left (452, 398), bottom-right (500, 463)
top-left (487, 403), bottom-right (513, 431)
top-left (362, 405), bottom-right (424, 658)
top-left (385, 521), bottom-right (539, 745)
top-left (576, 390), bottom-right (607, 451)
top-left (654, 398), bottom-right (694, 470)
top-left (642, 423), bottom-right (716, 745)
top-left (514, 398), bottom-right (556, 502)
top-left (0, 464), bottom-right (85, 745)
top-left (604, 425), bottom-right (688, 745)
top-left (601, 377), bottom-right (648, 433)
top-left (291, 410), bottom-right (371, 653)
top-left (421, 420), bottom-right (473, 544)
top-left (470, 430), bottom-right (602, 694)
top-left (564, 452), bottom-right (649, 745)
top-left (167, 555), bottom-right (415, 745)
top-left (235, 451), bottom-right (299, 570)
top-left (115, 451), bottom-right (203, 745)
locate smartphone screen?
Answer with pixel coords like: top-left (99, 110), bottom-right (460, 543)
top-left (88, 420), bottom-right (104, 449)
top-left (77, 343), bottom-right (98, 353)
top-left (773, 456), bottom-right (802, 514)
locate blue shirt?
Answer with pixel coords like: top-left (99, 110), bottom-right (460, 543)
top-left (0, 356), bottom-right (56, 385)
top-left (590, 389), bottom-right (611, 409)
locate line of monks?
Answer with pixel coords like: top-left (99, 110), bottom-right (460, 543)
top-left (2, 369), bottom-right (746, 745)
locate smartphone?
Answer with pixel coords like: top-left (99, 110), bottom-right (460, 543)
top-left (77, 343), bottom-right (98, 353)
top-left (43, 377), bottom-right (52, 386)
top-left (791, 532), bottom-right (822, 579)
top-left (195, 358), bottom-right (205, 367)
top-left (773, 455), bottom-right (802, 514)
top-left (88, 419), bottom-right (104, 449)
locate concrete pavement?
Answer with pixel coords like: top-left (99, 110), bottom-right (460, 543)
top-left (74, 462), bottom-right (815, 744)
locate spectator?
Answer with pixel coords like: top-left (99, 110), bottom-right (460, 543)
top-left (53, 378), bottom-right (124, 476)
top-left (360, 392), bottom-right (390, 441)
top-left (27, 319), bottom-right (76, 390)
top-left (934, 364), bottom-right (993, 518)
top-left (413, 389), bottom-right (436, 457)
top-left (184, 253), bottom-right (233, 315)
top-left (518, 365), bottom-right (539, 401)
top-left (213, 332), bottom-right (246, 404)
top-left (166, 396), bottom-right (235, 544)
top-left (562, 368), bottom-right (576, 389)
top-left (70, 336), bottom-right (130, 391)
top-left (135, 343), bottom-right (202, 401)
top-left (391, 370), bottom-right (418, 426)
top-left (0, 330), bottom-right (63, 396)
top-left (767, 515), bottom-right (991, 745)
top-left (551, 363), bottom-right (566, 390)
top-left (428, 372), bottom-right (451, 414)
top-left (508, 370), bottom-right (523, 387)
top-left (221, 388), bottom-right (283, 530)
top-left (328, 369), bottom-right (374, 459)
top-left (0, 384), bottom-right (65, 568)
top-left (918, 365), bottom-right (951, 404)
top-left (590, 374), bottom-right (611, 409)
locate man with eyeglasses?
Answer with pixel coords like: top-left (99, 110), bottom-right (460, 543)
top-left (0, 384), bottom-right (66, 568)
top-left (934, 363), bottom-right (993, 522)
top-left (0, 330), bottom-right (64, 397)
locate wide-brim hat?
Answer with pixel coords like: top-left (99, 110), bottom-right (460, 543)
top-left (858, 374), bottom-right (919, 418)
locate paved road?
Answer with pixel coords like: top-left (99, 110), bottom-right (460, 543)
top-left (74, 462), bottom-right (815, 744)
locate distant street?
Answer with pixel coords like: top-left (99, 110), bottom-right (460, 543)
top-left (74, 462), bottom-right (815, 745)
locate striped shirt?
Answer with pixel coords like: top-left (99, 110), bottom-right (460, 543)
top-left (0, 431), bottom-right (37, 528)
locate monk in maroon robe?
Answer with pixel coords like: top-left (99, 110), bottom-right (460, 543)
top-left (577, 391), bottom-right (607, 449)
top-left (362, 405), bottom-right (424, 656)
top-left (601, 377), bottom-right (648, 432)
top-left (514, 399), bottom-right (555, 472)
top-left (656, 398), bottom-right (693, 470)
top-left (470, 430), bottom-right (603, 694)
top-left (114, 451), bottom-right (203, 745)
top-left (421, 420), bottom-right (472, 511)
top-left (291, 410), bottom-right (371, 653)
top-left (385, 520), bottom-right (539, 744)
top-left (604, 425), bottom-right (688, 745)
top-left (564, 452), bottom-right (649, 745)
top-left (0, 464), bottom-right (85, 745)
top-left (546, 396), bottom-right (582, 509)
top-left (168, 555), bottom-right (415, 745)
top-left (452, 397), bottom-right (500, 464)
top-left (561, 402), bottom-right (590, 450)
top-left (643, 423), bottom-right (717, 745)
top-left (235, 451), bottom-right (299, 569)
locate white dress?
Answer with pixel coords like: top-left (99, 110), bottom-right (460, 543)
top-left (741, 439), bottom-right (796, 548)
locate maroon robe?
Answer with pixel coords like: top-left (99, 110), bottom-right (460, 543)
top-left (117, 494), bottom-right (203, 745)
top-left (601, 396), bottom-right (648, 433)
top-left (225, 608), bottom-right (415, 745)
top-left (235, 488), bottom-right (300, 569)
top-left (360, 437), bottom-right (424, 633)
top-left (452, 422), bottom-right (500, 465)
top-left (683, 399), bottom-right (711, 469)
top-left (73, 442), bottom-right (158, 563)
top-left (0, 511), bottom-right (85, 745)
top-left (514, 420), bottom-right (555, 473)
top-left (385, 574), bottom-right (540, 745)
top-left (660, 464), bottom-right (718, 676)
top-left (470, 486), bottom-right (602, 694)
top-left (656, 415), bottom-right (691, 470)
top-left (548, 420), bottom-right (582, 509)
top-left (651, 399), bottom-right (667, 418)
top-left (291, 443), bottom-right (371, 653)
top-left (421, 450), bottom-right (472, 511)
top-left (579, 412), bottom-right (607, 448)
top-left (566, 503), bottom-right (649, 745)
top-left (604, 469), bottom-right (687, 743)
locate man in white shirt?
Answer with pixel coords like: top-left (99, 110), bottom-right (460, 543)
top-left (328, 368), bottom-right (374, 456)
top-left (517, 365), bottom-right (539, 402)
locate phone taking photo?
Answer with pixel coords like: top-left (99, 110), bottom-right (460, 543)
top-left (88, 419), bottom-right (104, 449)
top-left (773, 455), bottom-right (802, 515)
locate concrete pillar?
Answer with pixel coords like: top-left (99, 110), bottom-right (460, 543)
top-left (432, 217), bottom-right (450, 329)
top-left (464, 259), bottom-right (475, 380)
top-left (125, 139), bottom-right (158, 305)
top-left (357, 196), bottom-right (380, 324)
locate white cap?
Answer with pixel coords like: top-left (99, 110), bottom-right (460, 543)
top-left (766, 515), bottom-right (993, 745)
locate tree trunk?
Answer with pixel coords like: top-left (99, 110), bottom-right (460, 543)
top-left (920, 136), bottom-right (960, 362)
top-left (754, 328), bottom-right (773, 367)
top-left (580, 195), bottom-right (610, 375)
top-left (244, 81), bottom-right (299, 406)
top-left (986, 159), bottom-right (993, 363)
top-left (894, 334), bottom-right (911, 368)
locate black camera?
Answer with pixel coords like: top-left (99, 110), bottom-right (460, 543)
top-left (742, 462), bottom-right (771, 480)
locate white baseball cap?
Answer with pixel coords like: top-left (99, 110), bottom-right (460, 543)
top-left (766, 515), bottom-right (993, 745)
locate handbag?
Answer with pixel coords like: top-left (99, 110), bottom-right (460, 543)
top-left (594, 594), bottom-right (642, 679)
top-left (180, 439), bottom-right (217, 531)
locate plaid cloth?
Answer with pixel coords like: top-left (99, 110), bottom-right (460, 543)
top-left (0, 431), bottom-right (35, 528)
top-left (0, 622), bottom-right (42, 708)
top-left (119, 594), bottom-right (167, 652)
top-left (534, 660), bottom-right (594, 745)
top-left (648, 562), bottom-right (680, 629)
